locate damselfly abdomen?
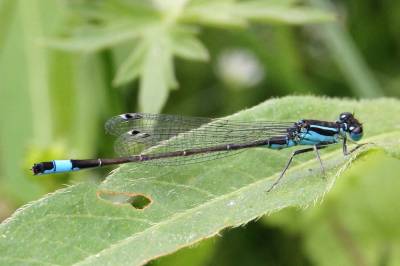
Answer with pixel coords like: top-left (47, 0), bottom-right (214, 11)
top-left (32, 112), bottom-right (363, 191)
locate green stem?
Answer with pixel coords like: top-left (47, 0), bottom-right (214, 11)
top-left (20, 0), bottom-right (53, 145)
top-left (308, 0), bottom-right (383, 97)
top-left (0, 0), bottom-right (17, 52)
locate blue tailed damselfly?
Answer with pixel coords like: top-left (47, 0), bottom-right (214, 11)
top-left (32, 112), bottom-right (364, 191)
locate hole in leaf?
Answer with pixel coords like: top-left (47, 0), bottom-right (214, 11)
top-left (97, 191), bottom-right (152, 210)
top-left (129, 195), bottom-right (151, 209)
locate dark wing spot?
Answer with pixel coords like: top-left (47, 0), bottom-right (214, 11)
top-left (129, 130), bottom-right (150, 138)
top-left (121, 113), bottom-right (142, 120)
top-left (130, 130), bottom-right (141, 135)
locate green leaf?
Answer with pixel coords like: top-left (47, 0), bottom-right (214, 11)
top-left (113, 41), bottom-right (148, 86)
top-left (43, 0), bottom-right (335, 115)
top-left (182, 1), bottom-right (249, 27)
top-left (45, 22), bottom-right (146, 52)
top-left (113, 27), bottom-right (180, 110)
top-left (1, 96), bottom-right (399, 265)
top-left (171, 28), bottom-right (209, 61)
top-left (44, 0), bottom-right (161, 53)
top-left (182, 0), bottom-right (334, 27)
top-left (238, 6), bottom-right (336, 25)
top-left (264, 150), bottom-right (400, 266)
top-left (139, 32), bottom-right (174, 112)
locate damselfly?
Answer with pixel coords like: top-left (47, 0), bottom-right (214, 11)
top-left (32, 112), bottom-right (364, 191)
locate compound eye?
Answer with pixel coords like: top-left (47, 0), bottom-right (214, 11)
top-left (352, 126), bottom-right (362, 134)
top-left (349, 126), bottom-right (363, 141)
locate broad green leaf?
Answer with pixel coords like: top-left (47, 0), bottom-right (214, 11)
top-left (305, 152), bottom-right (400, 266)
top-left (264, 151), bottom-right (400, 266)
top-left (1, 96), bottom-right (399, 265)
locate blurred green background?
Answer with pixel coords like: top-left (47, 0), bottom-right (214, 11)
top-left (1, 0), bottom-right (399, 265)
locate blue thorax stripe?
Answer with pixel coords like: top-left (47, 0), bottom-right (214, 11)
top-left (309, 124), bottom-right (338, 136)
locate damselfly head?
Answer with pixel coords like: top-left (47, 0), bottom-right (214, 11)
top-left (338, 112), bottom-right (363, 141)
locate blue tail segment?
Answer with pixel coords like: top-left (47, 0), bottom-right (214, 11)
top-left (52, 160), bottom-right (79, 174)
top-left (32, 159), bottom-right (103, 175)
top-left (32, 160), bottom-right (79, 175)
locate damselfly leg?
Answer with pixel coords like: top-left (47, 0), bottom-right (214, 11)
top-left (313, 145), bottom-right (326, 177)
top-left (342, 136), bottom-right (370, 155)
top-left (267, 138), bottom-right (371, 193)
top-left (267, 145), bottom-right (328, 192)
